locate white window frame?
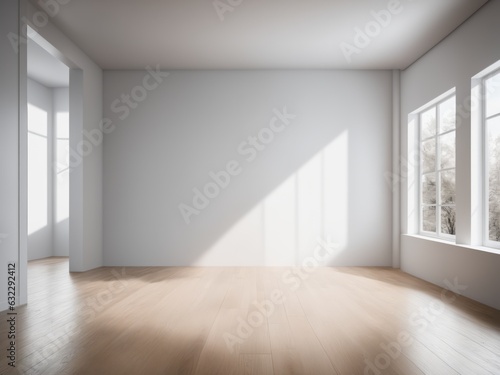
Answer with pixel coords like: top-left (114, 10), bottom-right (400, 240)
top-left (482, 67), bottom-right (500, 249)
top-left (415, 92), bottom-right (456, 240)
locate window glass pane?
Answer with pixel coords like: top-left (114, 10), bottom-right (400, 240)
top-left (422, 173), bottom-right (436, 204)
top-left (486, 73), bottom-right (500, 118)
top-left (56, 169), bottom-right (69, 223)
top-left (56, 139), bottom-right (69, 173)
top-left (56, 137), bottom-right (70, 223)
top-left (489, 208), bottom-right (500, 241)
top-left (27, 104), bottom-right (48, 236)
top-left (56, 112), bottom-right (69, 139)
top-left (28, 104), bottom-right (48, 136)
top-left (421, 139), bottom-right (436, 173)
top-left (421, 107), bottom-right (436, 139)
top-left (439, 97), bottom-right (456, 133)
top-left (440, 131), bottom-right (455, 170)
top-left (488, 116), bottom-right (500, 241)
top-left (422, 206), bottom-right (436, 233)
top-left (440, 170), bottom-right (455, 204)
top-left (441, 206), bottom-right (456, 235)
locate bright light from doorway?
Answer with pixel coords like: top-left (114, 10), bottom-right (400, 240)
top-left (27, 103), bottom-right (48, 235)
top-left (56, 112), bottom-right (70, 223)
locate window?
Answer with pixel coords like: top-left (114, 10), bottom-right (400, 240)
top-left (27, 103), bottom-right (49, 235)
top-left (55, 112), bottom-right (70, 223)
top-left (484, 69), bottom-right (500, 247)
top-left (419, 95), bottom-right (456, 238)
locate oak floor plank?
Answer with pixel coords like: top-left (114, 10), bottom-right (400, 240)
top-left (1, 258), bottom-right (500, 375)
top-left (238, 354), bottom-right (274, 375)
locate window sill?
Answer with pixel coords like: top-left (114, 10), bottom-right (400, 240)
top-left (402, 234), bottom-right (500, 256)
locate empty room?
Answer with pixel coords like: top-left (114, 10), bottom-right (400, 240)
top-left (1, 0), bottom-right (500, 374)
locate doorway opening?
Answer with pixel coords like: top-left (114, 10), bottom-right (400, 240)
top-left (26, 36), bottom-right (70, 270)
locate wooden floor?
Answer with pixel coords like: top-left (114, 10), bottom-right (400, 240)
top-left (1, 258), bottom-right (500, 374)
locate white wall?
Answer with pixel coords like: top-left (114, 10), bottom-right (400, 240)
top-left (27, 78), bottom-right (54, 260)
top-left (0, 0), bottom-right (101, 308)
top-left (53, 87), bottom-right (69, 257)
top-left (400, 0), bottom-right (500, 310)
top-left (26, 2), bottom-right (103, 271)
top-left (0, 1), bottom-right (20, 311)
top-left (103, 70), bottom-right (393, 266)
top-left (402, 236), bottom-right (500, 310)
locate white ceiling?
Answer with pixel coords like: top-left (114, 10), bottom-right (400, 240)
top-left (42, 0), bottom-right (488, 70)
top-left (28, 38), bottom-right (69, 87)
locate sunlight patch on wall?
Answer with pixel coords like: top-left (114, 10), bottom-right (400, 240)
top-left (194, 130), bottom-right (349, 266)
top-left (323, 130), bottom-right (349, 254)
